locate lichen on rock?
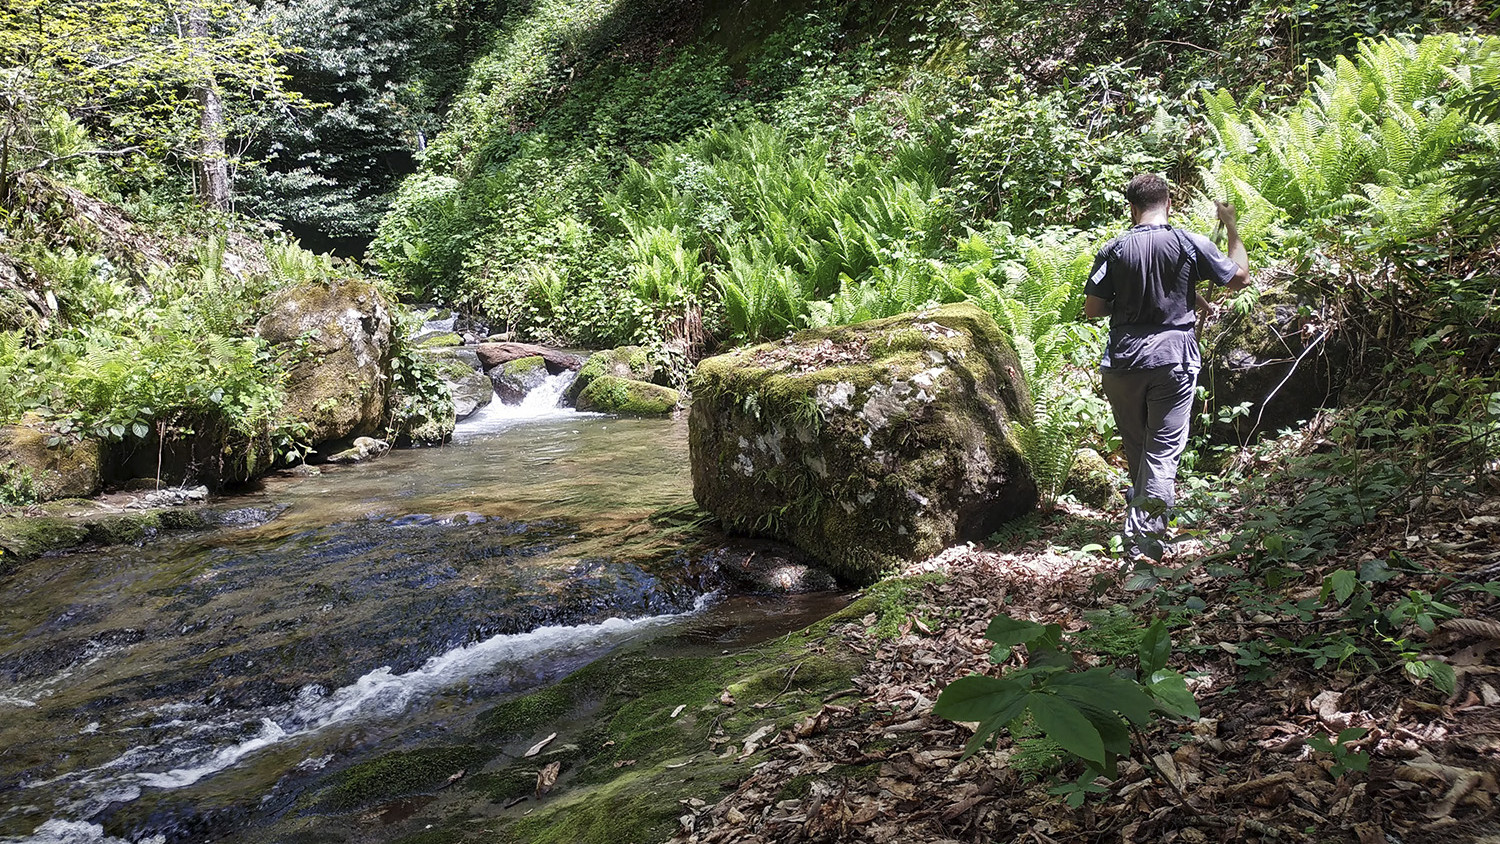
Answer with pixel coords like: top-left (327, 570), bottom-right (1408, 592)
top-left (689, 303), bottom-right (1037, 584)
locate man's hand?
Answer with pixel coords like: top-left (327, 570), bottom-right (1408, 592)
top-left (1214, 200), bottom-right (1238, 226)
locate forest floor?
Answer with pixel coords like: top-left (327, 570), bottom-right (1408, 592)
top-left (669, 492), bottom-right (1500, 844)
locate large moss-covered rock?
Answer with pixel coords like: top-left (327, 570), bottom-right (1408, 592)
top-left (566, 346), bottom-right (656, 404)
top-left (255, 279), bottom-right (394, 446)
top-left (1200, 286), bottom-right (1347, 445)
top-left (491, 354), bottom-right (550, 404)
top-left (0, 415), bottom-right (103, 501)
top-left (689, 303), bottom-right (1037, 584)
top-left (576, 376), bottom-right (679, 416)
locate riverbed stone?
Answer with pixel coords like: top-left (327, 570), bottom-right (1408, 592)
top-left (476, 341), bottom-right (583, 374)
top-left (255, 279), bottom-right (394, 447)
top-left (576, 376), bottom-right (679, 416)
top-left (413, 330), bottom-right (463, 348)
top-left (566, 346), bottom-right (656, 404)
top-left (490, 354), bottom-right (549, 404)
top-left (325, 436), bottom-right (391, 464)
top-left (689, 303), bottom-right (1036, 584)
top-left (0, 415), bottom-right (103, 502)
top-left (1199, 285), bottom-right (1346, 445)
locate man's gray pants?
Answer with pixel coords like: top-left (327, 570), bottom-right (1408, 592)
top-left (1100, 364), bottom-right (1198, 560)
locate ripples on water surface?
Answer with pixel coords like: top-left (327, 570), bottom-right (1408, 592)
top-left (0, 394), bottom-right (800, 843)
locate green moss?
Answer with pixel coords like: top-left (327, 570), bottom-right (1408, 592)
top-left (157, 508), bottom-right (214, 531)
top-left (502, 355), bottom-right (547, 377)
top-left (1064, 448), bottom-right (1122, 509)
top-left (433, 356), bottom-right (479, 380)
top-left (85, 513), bottom-right (161, 545)
top-left (0, 515), bottom-right (89, 559)
top-left (575, 376), bottom-right (678, 416)
top-left (477, 685), bottom-right (578, 739)
top-left (861, 572), bottom-right (947, 639)
top-left (416, 332), bottom-right (463, 348)
top-left (500, 766), bottom-right (691, 844)
top-left (318, 745), bottom-right (493, 811)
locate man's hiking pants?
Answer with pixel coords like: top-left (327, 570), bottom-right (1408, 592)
top-left (1100, 363), bottom-right (1198, 560)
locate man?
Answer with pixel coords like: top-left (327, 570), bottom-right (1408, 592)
top-left (1083, 174), bottom-right (1248, 562)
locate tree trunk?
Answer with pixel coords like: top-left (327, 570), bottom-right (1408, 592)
top-left (189, 5), bottom-right (231, 212)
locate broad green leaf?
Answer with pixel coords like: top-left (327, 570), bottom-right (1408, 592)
top-left (1138, 619), bottom-right (1171, 675)
top-left (958, 691), bottom-right (1031, 760)
top-left (933, 675), bottom-right (1025, 722)
top-left (1321, 569), bottom-right (1358, 604)
top-left (1029, 696), bottom-right (1106, 767)
top-left (984, 614), bottom-right (1046, 648)
top-left (1051, 670), bottom-right (1157, 725)
top-left (1147, 670), bottom-right (1200, 719)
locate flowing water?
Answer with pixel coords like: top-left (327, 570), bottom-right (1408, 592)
top-left (0, 374), bottom-right (844, 843)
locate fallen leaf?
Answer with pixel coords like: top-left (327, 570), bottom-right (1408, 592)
top-left (719, 690), bottom-right (736, 706)
top-left (671, 704), bottom-right (686, 718)
top-left (534, 761), bottom-right (560, 798)
top-left (523, 732), bottom-right (556, 758)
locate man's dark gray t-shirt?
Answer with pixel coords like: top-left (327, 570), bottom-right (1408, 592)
top-left (1084, 224), bottom-right (1240, 370)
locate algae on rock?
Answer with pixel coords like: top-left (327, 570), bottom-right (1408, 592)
top-left (689, 303), bottom-right (1037, 584)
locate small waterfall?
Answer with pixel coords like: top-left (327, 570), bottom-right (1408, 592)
top-left (456, 369), bottom-right (586, 436)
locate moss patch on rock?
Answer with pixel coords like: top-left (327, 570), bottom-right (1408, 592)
top-left (1064, 448), bottom-right (1123, 509)
top-left (689, 303), bottom-right (1037, 584)
top-left (575, 376), bottom-right (678, 416)
top-left (0, 416), bottom-right (103, 501)
top-left (566, 346), bottom-right (656, 404)
top-left (319, 746), bottom-right (495, 812)
top-left (0, 515), bottom-right (90, 559)
top-left (490, 355), bottom-right (549, 404)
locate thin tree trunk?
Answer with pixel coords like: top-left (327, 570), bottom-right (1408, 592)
top-left (189, 5), bottom-right (230, 211)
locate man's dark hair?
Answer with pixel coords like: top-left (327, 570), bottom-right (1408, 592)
top-left (1125, 173), bottom-right (1171, 210)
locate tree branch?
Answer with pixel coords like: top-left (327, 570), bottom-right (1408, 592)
top-left (13, 146), bottom-right (143, 176)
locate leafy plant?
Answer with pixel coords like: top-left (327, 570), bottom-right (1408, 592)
top-left (934, 614), bottom-right (1198, 782)
top-left (1307, 727), bottom-right (1371, 778)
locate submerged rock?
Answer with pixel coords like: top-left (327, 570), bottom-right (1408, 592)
top-left (491, 355), bottom-right (550, 404)
top-left (576, 376), bottom-right (679, 416)
top-left (255, 279), bottom-right (394, 447)
top-left (326, 436), bottom-right (392, 464)
top-left (0, 415), bottom-right (103, 502)
top-left (689, 303), bottom-right (1036, 584)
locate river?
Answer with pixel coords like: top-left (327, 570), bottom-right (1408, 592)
top-left (0, 377), bottom-right (844, 843)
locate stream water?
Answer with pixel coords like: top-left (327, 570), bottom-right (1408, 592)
top-left (0, 375), bottom-right (844, 843)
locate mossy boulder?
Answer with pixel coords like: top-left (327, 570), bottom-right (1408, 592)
top-left (1064, 448), bottom-right (1123, 509)
top-left (388, 388), bottom-right (456, 446)
top-left (490, 354), bottom-right (550, 404)
top-left (0, 415), bottom-right (103, 501)
top-left (0, 514), bottom-right (90, 560)
top-left (575, 376), bottom-right (679, 416)
top-left (566, 346), bottom-right (656, 404)
top-left (412, 330), bottom-right (463, 348)
top-left (1199, 285), bottom-right (1347, 445)
top-left (426, 352), bottom-right (493, 420)
top-left (689, 303), bottom-right (1037, 584)
top-left (255, 279), bottom-right (394, 447)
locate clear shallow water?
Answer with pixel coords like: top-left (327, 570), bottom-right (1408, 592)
top-left (0, 383), bottom-right (840, 843)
